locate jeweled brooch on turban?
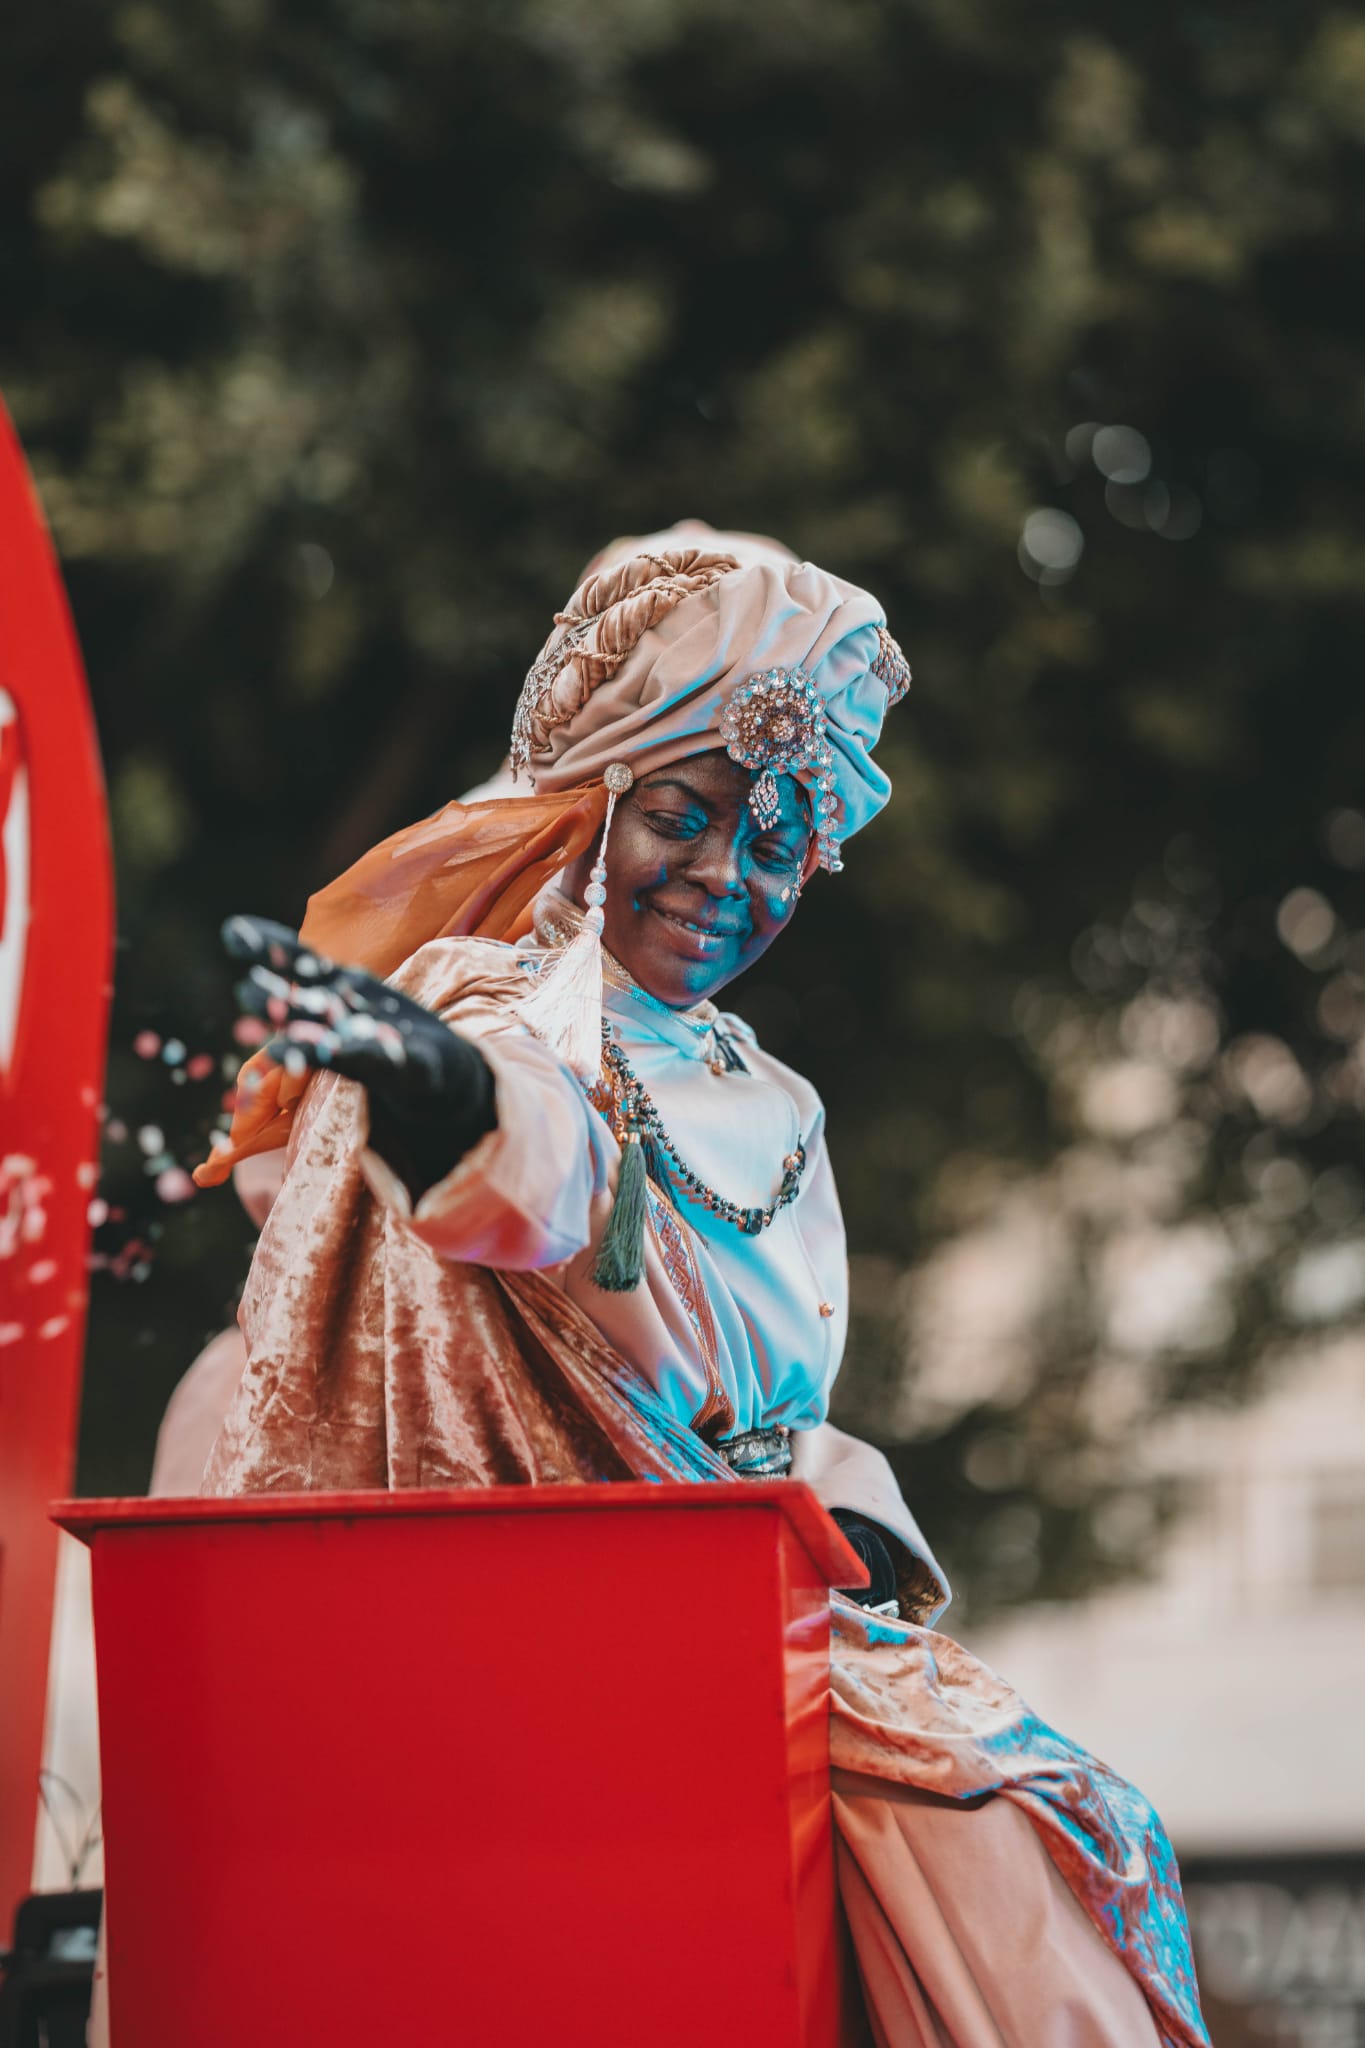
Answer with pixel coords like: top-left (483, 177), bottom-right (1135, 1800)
top-left (719, 667), bottom-right (843, 872)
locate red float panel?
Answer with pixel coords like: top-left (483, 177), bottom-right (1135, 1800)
top-left (0, 399), bottom-right (112, 1926)
top-left (58, 1482), bottom-right (866, 2047)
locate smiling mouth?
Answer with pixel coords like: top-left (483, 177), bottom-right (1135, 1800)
top-left (647, 904), bottom-right (746, 949)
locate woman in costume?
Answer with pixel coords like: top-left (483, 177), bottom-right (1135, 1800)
top-left (196, 522), bottom-right (1208, 2048)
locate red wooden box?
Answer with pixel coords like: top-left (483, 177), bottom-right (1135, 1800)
top-left (57, 1482), bottom-right (865, 2046)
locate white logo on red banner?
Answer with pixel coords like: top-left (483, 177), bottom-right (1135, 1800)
top-left (0, 688), bottom-right (29, 1083)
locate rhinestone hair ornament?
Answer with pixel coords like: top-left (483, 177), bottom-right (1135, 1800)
top-left (718, 665), bottom-right (843, 872)
top-left (719, 630), bottom-right (912, 872)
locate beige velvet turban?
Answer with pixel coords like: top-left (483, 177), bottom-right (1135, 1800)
top-left (509, 519), bottom-right (910, 862)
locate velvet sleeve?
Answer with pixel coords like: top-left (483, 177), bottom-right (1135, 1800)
top-left (354, 936), bottom-right (610, 1272)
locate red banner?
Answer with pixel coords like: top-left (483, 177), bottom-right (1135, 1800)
top-left (0, 400), bottom-right (112, 1927)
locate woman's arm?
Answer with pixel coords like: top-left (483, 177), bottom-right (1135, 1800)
top-left (225, 917), bottom-right (604, 1272)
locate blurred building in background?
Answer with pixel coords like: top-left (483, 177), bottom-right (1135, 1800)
top-left (973, 1334), bottom-right (1365, 2046)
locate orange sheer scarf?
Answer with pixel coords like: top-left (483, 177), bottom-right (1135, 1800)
top-left (193, 783), bottom-right (608, 1187)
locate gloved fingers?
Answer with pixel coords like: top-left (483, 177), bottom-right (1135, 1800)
top-left (221, 915), bottom-right (333, 980)
top-left (224, 915), bottom-right (431, 1028)
top-left (234, 965), bottom-right (353, 1035)
top-left (253, 1010), bottom-right (408, 1087)
top-left (327, 1011), bottom-right (409, 1079)
top-left (235, 957), bottom-right (405, 1035)
top-left (255, 1024), bottom-right (343, 1080)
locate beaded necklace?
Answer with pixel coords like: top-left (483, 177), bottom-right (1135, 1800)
top-left (596, 1019), bottom-right (806, 1237)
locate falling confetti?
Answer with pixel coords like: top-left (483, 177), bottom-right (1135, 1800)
top-left (28, 1259), bottom-right (57, 1285)
top-left (233, 1017), bottom-right (270, 1048)
top-left (154, 1167), bottom-right (196, 1205)
top-left (87, 1198), bottom-right (109, 1227)
top-left (161, 1039), bottom-right (187, 1065)
top-left (133, 1031), bottom-right (162, 1059)
top-left (187, 1053), bottom-right (215, 1081)
top-left (137, 1125), bottom-right (165, 1156)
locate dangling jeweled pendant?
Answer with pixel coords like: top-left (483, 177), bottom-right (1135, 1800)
top-left (751, 769), bottom-right (781, 829)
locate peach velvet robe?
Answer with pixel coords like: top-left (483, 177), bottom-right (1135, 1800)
top-left (201, 937), bottom-right (1207, 2048)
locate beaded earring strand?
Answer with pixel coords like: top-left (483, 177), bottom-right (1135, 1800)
top-left (516, 760), bottom-right (635, 1081)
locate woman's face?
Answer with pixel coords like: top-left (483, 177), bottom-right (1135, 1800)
top-left (563, 750), bottom-right (811, 1008)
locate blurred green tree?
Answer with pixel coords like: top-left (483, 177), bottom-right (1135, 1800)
top-left (4, 0), bottom-right (1364, 1615)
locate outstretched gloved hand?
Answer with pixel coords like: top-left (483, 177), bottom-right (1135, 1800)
top-left (223, 915), bottom-right (496, 1199)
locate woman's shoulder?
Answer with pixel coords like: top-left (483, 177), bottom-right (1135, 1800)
top-left (389, 934), bottom-right (534, 1022)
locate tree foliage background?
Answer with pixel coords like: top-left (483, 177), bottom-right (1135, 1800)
top-left (6, 0), bottom-right (1365, 1617)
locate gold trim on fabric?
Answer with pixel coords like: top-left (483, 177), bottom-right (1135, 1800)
top-left (509, 549), bottom-right (741, 778)
top-left (645, 1185), bottom-right (734, 1441)
top-left (871, 624), bottom-right (912, 707)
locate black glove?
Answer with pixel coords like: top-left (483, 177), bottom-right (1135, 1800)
top-left (830, 1509), bottom-right (898, 1612)
top-left (223, 916), bottom-right (496, 1200)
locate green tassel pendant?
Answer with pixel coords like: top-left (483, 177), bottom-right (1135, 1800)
top-left (592, 1129), bottom-right (649, 1292)
top-left (641, 1129), bottom-right (678, 1210)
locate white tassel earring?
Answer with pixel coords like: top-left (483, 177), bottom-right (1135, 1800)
top-left (516, 760), bottom-right (634, 1080)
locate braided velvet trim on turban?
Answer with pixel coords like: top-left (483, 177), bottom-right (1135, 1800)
top-left (510, 547), bottom-right (739, 779)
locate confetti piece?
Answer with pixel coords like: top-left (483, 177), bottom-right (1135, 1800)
top-left (38, 1316), bottom-right (70, 1340)
top-left (105, 1120), bottom-right (128, 1144)
top-left (0, 1322), bottom-right (23, 1345)
top-left (88, 1198), bottom-right (109, 1227)
top-left (133, 1031), bottom-right (162, 1059)
top-left (155, 1167), bottom-right (196, 1204)
top-left (137, 1125), bottom-right (165, 1156)
top-left (77, 1161), bottom-right (98, 1189)
top-left (161, 1039), bottom-right (187, 1065)
top-left (233, 1017), bottom-right (269, 1048)
top-left (28, 1259), bottom-right (57, 1284)
top-left (187, 1054), bottom-right (215, 1081)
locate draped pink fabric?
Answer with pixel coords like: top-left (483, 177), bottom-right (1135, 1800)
top-left (201, 937), bottom-right (1209, 2048)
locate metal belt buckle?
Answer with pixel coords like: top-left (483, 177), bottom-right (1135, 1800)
top-left (717, 1424), bottom-right (792, 1479)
